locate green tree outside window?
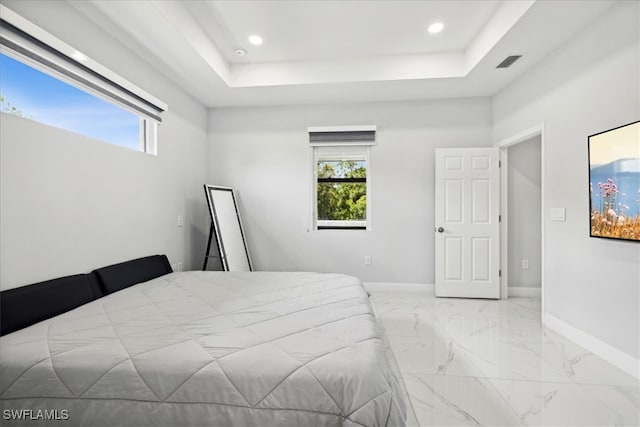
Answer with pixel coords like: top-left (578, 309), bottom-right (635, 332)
top-left (317, 160), bottom-right (367, 222)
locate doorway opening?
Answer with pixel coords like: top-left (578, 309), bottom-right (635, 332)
top-left (496, 125), bottom-right (545, 320)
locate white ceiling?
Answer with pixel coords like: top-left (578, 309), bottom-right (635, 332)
top-left (188, 1), bottom-right (503, 63)
top-left (69, 0), bottom-right (614, 108)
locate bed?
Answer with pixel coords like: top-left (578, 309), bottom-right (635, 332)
top-left (0, 259), bottom-right (406, 426)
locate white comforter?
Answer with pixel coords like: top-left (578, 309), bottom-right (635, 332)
top-left (0, 271), bottom-right (406, 426)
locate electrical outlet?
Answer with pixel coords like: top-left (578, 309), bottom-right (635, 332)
top-left (522, 259), bottom-right (529, 270)
top-left (177, 216), bottom-right (184, 227)
top-left (172, 262), bottom-right (183, 272)
top-left (364, 256), bottom-right (372, 265)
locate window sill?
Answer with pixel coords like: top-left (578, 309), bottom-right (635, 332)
top-left (317, 226), bottom-right (367, 230)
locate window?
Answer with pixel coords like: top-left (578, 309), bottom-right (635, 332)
top-left (0, 5), bottom-right (166, 153)
top-left (308, 126), bottom-right (376, 230)
top-left (316, 151), bottom-right (368, 229)
top-left (0, 53), bottom-right (142, 151)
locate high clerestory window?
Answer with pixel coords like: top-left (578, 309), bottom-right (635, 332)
top-left (0, 5), bottom-right (167, 154)
top-left (309, 126), bottom-right (376, 230)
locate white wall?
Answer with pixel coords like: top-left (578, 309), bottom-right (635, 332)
top-left (0, 1), bottom-right (209, 289)
top-left (508, 136), bottom-right (542, 288)
top-left (492, 1), bottom-right (639, 359)
top-left (208, 98), bottom-right (492, 283)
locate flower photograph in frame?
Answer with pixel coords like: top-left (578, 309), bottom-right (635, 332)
top-left (588, 120), bottom-right (640, 241)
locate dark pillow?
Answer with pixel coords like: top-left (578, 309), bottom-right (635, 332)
top-left (93, 255), bottom-right (172, 295)
top-left (0, 273), bottom-right (103, 336)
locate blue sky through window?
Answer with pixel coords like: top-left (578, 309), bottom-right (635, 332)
top-left (0, 53), bottom-right (140, 150)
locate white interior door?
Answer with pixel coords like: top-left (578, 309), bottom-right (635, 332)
top-left (435, 148), bottom-right (501, 298)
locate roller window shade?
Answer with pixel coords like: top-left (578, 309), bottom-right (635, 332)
top-left (0, 13), bottom-right (167, 123)
top-left (308, 126), bottom-right (376, 146)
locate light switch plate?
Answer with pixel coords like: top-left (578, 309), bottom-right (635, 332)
top-left (550, 208), bottom-right (566, 221)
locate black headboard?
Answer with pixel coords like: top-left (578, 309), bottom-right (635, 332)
top-left (93, 255), bottom-right (172, 295)
top-left (0, 254), bottom-right (173, 336)
top-left (0, 274), bottom-right (103, 336)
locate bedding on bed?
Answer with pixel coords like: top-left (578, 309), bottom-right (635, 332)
top-left (0, 271), bottom-right (406, 426)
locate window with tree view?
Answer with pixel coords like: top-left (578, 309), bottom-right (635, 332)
top-left (316, 159), bottom-right (367, 229)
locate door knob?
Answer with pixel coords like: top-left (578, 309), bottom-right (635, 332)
top-left (436, 227), bottom-right (445, 233)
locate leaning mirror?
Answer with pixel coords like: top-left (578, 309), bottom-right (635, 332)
top-left (203, 185), bottom-right (253, 271)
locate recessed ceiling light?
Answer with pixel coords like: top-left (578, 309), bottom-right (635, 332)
top-left (428, 22), bottom-right (444, 34)
top-left (235, 48), bottom-right (247, 56)
top-left (248, 35), bottom-right (263, 46)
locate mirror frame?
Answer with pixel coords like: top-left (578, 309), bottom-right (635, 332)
top-left (203, 185), bottom-right (253, 271)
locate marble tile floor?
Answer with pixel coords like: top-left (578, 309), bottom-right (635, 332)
top-left (368, 286), bottom-right (639, 427)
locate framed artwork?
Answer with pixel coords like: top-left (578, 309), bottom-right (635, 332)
top-left (203, 185), bottom-right (253, 271)
top-left (588, 120), bottom-right (640, 242)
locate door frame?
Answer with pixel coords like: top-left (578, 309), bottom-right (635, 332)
top-left (495, 124), bottom-right (546, 321)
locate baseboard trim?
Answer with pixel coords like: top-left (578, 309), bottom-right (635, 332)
top-left (363, 282), bottom-right (434, 294)
top-left (508, 286), bottom-right (541, 297)
top-left (544, 313), bottom-right (640, 380)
